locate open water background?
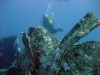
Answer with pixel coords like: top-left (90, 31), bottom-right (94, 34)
top-left (0, 0), bottom-right (100, 50)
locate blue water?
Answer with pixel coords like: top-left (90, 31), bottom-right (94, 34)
top-left (0, 0), bottom-right (100, 50)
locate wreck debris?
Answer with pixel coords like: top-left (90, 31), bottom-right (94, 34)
top-left (58, 11), bottom-right (100, 72)
top-left (30, 27), bottom-right (60, 74)
top-left (22, 32), bottom-right (35, 65)
top-left (60, 11), bottom-right (100, 51)
top-left (60, 41), bottom-right (100, 75)
top-left (0, 35), bottom-right (20, 69)
top-left (0, 11), bottom-right (100, 75)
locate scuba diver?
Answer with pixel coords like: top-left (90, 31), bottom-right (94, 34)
top-left (42, 13), bottom-right (66, 34)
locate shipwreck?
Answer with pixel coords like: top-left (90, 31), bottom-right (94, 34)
top-left (0, 11), bottom-right (100, 75)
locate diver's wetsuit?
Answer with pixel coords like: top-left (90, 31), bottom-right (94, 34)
top-left (42, 14), bottom-right (65, 34)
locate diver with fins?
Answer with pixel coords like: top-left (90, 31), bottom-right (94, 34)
top-left (42, 13), bottom-right (66, 34)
